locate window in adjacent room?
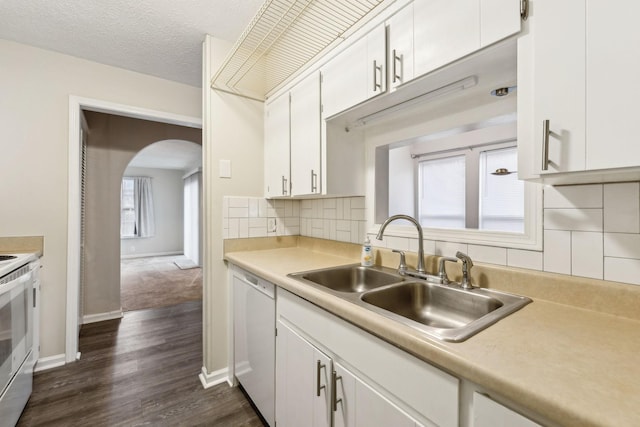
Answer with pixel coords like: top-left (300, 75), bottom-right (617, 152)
top-left (120, 176), bottom-right (155, 238)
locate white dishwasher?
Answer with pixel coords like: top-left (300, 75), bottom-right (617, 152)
top-left (232, 266), bottom-right (275, 426)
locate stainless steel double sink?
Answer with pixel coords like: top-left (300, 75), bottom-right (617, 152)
top-left (288, 264), bottom-right (531, 342)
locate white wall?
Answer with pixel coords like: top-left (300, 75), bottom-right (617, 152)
top-left (121, 167), bottom-right (185, 257)
top-left (203, 36), bottom-right (264, 379)
top-left (0, 39), bottom-right (201, 359)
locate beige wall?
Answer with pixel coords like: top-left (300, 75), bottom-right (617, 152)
top-left (202, 36), bottom-right (264, 375)
top-left (0, 39), bottom-right (201, 358)
top-left (83, 111), bottom-right (200, 316)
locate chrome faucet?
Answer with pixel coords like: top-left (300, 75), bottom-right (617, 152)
top-left (456, 251), bottom-right (474, 289)
top-left (377, 215), bottom-right (426, 274)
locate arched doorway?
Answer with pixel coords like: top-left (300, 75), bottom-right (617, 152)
top-left (119, 139), bottom-right (203, 311)
top-left (80, 111), bottom-right (202, 323)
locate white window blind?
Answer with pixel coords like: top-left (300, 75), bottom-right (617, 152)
top-left (418, 155), bottom-right (466, 229)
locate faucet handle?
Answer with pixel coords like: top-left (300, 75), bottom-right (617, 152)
top-left (455, 251), bottom-right (474, 289)
top-left (438, 257), bottom-right (458, 285)
top-left (391, 249), bottom-right (408, 275)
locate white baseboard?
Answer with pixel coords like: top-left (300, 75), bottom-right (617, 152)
top-left (199, 366), bottom-right (229, 389)
top-left (35, 354), bottom-right (66, 372)
top-left (120, 251), bottom-right (183, 260)
top-left (82, 309), bottom-right (123, 324)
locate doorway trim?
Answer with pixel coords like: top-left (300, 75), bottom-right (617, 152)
top-left (67, 96), bottom-right (202, 363)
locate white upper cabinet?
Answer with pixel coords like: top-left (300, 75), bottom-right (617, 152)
top-left (585, 0), bottom-right (640, 170)
top-left (530, 0), bottom-right (586, 175)
top-left (264, 93), bottom-right (290, 198)
top-left (366, 23), bottom-right (387, 99)
top-left (480, 0), bottom-right (522, 47)
top-left (321, 23), bottom-right (386, 118)
top-left (290, 72), bottom-right (321, 196)
top-left (388, 3), bottom-right (415, 90)
top-left (519, 0), bottom-right (640, 183)
top-left (413, 0), bottom-right (480, 77)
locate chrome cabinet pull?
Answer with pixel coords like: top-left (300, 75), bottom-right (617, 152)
top-left (541, 119), bottom-right (550, 171)
top-left (331, 370), bottom-right (342, 412)
top-left (316, 360), bottom-right (326, 397)
top-left (311, 169), bottom-right (318, 193)
top-left (373, 60), bottom-right (383, 92)
top-left (281, 175), bottom-right (288, 196)
top-left (392, 49), bottom-right (403, 84)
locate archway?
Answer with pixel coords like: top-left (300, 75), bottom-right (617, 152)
top-left (119, 139), bottom-right (203, 311)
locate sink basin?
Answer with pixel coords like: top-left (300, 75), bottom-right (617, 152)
top-left (361, 281), bottom-right (530, 342)
top-left (361, 281), bottom-right (503, 329)
top-left (289, 264), bottom-right (531, 342)
top-left (289, 264), bottom-right (403, 293)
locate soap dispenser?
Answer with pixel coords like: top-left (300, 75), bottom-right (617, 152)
top-left (361, 236), bottom-right (373, 267)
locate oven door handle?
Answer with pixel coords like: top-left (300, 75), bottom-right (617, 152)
top-left (0, 271), bottom-right (31, 296)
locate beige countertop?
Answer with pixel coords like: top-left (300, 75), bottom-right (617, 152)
top-left (225, 243), bottom-right (640, 427)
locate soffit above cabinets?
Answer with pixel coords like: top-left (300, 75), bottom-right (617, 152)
top-left (210, 0), bottom-right (387, 101)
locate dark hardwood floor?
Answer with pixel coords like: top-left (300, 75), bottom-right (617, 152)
top-left (17, 301), bottom-right (266, 427)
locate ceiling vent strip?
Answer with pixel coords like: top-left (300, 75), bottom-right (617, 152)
top-left (210, 0), bottom-right (385, 101)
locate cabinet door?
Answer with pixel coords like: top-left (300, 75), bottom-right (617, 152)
top-left (334, 362), bottom-right (416, 427)
top-left (290, 72), bottom-right (321, 196)
top-left (532, 0), bottom-right (586, 173)
top-left (276, 321), bottom-right (331, 427)
top-left (480, 0), bottom-right (521, 47)
top-left (413, 0), bottom-right (480, 77)
top-left (473, 393), bottom-right (541, 427)
top-left (366, 23), bottom-right (387, 99)
top-left (264, 93), bottom-right (290, 197)
top-left (388, 3), bottom-right (414, 90)
top-left (585, 1), bottom-right (640, 170)
top-left (321, 36), bottom-right (368, 118)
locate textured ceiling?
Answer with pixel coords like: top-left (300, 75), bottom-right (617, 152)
top-left (0, 0), bottom-right (264, 87)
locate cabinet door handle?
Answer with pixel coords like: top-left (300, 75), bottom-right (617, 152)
top-left (541, 119), bottom-right (550, 171)
top-left (392, 49), bottom-right (402, 84)
top-left (316, 360), bottom-right (326, 397)
top-left (373, 60), bottom-right (383, 92)
top-left (331, 370), bottom-right (342, 412)
top-left (281, 175), bottom-right (288, 196)
top-left (311, 169), bottom-right (318, 193)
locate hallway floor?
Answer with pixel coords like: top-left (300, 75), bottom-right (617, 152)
top-left (18, 301), bottom-right (265, 427)
top-left (120, 255), bottom-right (202, 312)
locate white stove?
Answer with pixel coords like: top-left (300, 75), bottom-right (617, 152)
top-left (0, 254), bottom-right (36, 278)
top-left (0, 251), bottom-right (38, 426)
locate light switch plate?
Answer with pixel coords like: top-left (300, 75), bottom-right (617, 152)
top-left (219, 159), bottom-right (231, 178)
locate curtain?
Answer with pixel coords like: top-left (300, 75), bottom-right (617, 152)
top-left (134, 177), bottom-right (155, 237)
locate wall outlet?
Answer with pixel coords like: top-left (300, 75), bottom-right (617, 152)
top-left (268, 218), bottom-right (277, 233)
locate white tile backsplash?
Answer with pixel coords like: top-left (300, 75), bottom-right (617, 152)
top-left (571, 232), bottom-right (603, 279)
top-left (223, 180), bottom-right (640, 287)
top-left (604, 257), bottom-right (640, 286)
top-left (507, 249), bottom-right (543, 271)
top-left (544, 208), bottom-right (603, 232)
top-left (604, 183), bottom-right (640, 233)
top-left (468, 245), bottom-right (507, 266)
top-left (603, 233), bottom-right (640, 259)
top-left (544, 230), bottom-right (571, 274)
top-left (544, 184), bottom-right (603, 209)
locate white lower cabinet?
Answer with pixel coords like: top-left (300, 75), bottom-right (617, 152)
top-left (275, 320), bottom-right (331, 427)
top-left (276, 288), bottom-right (458, 427)
top-left (472, 392), bottom-right (541, 427)
top-left (334, 361), bottom-right (418, 427)
top-left (276, 319), bottom-right (421, 427)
